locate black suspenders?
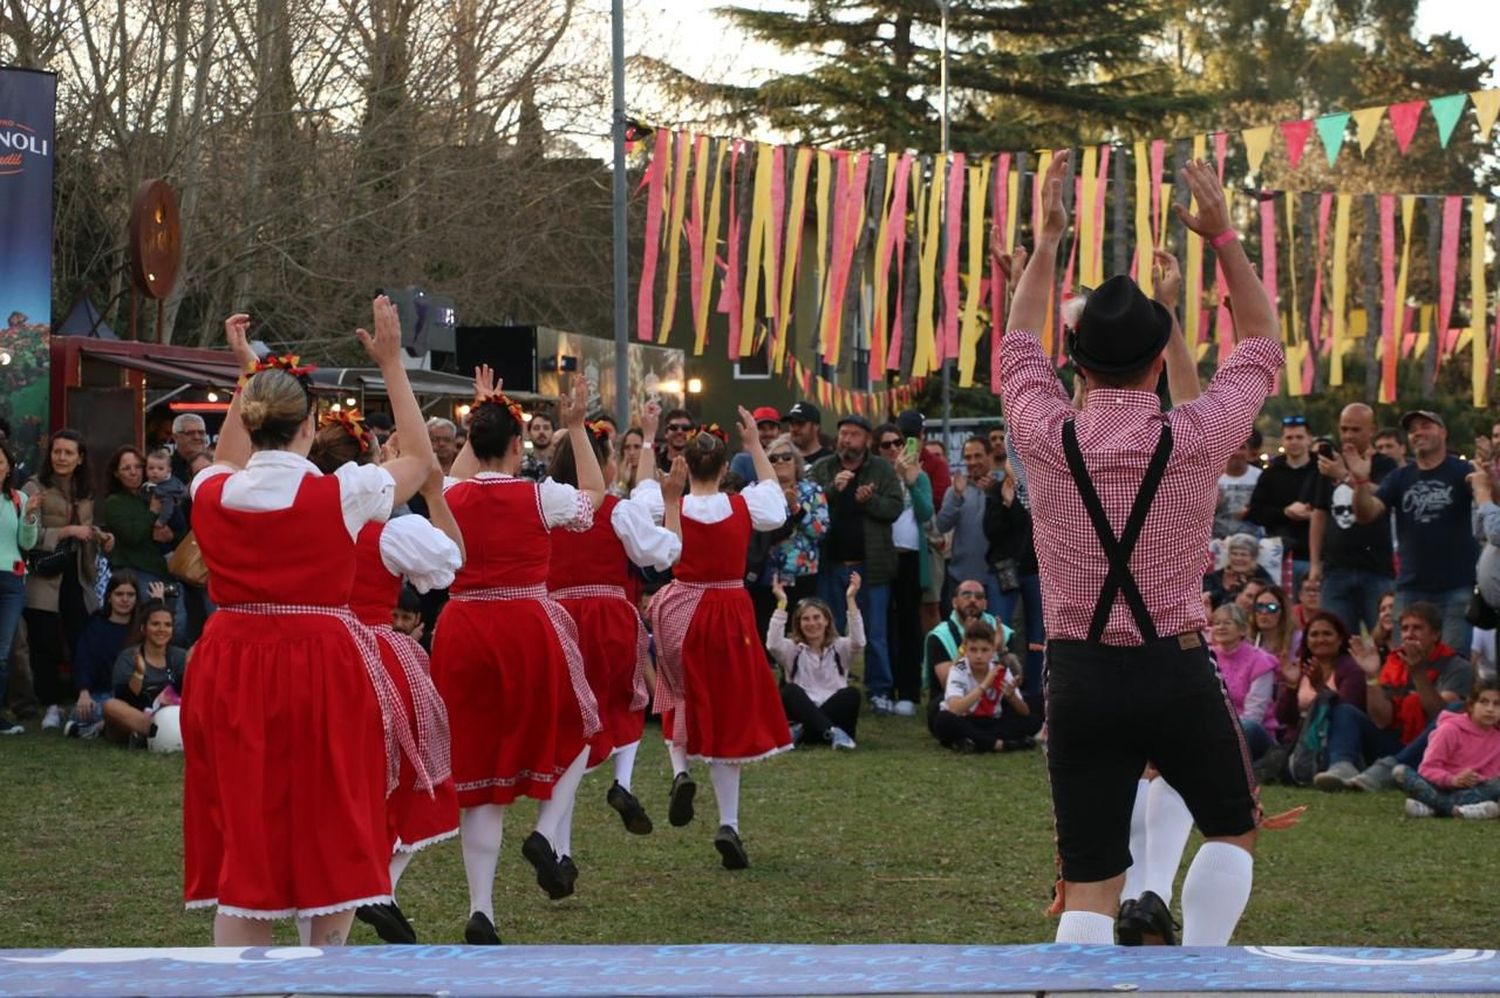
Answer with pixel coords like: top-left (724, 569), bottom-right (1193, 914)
top-left (1061, 419), bottom-right (1175, 644)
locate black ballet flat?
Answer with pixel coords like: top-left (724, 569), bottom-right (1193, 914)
top-left (521, 830), bottom-right (572, 900)
top-left (713, 824), bottom-right (749, 870)
top-left (557, 854), bottom-right (579, 893)
top-left (668, 772), bottom-right (696, 828)
top-left (464, 911), bottom-right (501, 945)
top-left (607, 781), bottom-right (655, 835)
top-left (356, 902), bottom-right (417, 945)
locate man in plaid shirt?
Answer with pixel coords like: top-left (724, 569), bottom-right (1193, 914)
top-left (1001, 155), bottom-right (1283, 947)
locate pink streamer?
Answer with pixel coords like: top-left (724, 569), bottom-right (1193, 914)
top-left (872, 154), bottom-right (912, 379)
top-left (1380, 195), bottom-right (1398, 400)
top-left (637, 130), bottom-right (672, 342)
top-left (889, 155), bottom-right (913, 375)
top-left (1091, 146), bottom-right (1110, 283)
top-left (823, 151), bottom-right (870, 364)
top-left (1438, 195), bottom-right (1462, 359)
top-left (718, 141), bottom-right (744, 360)
top-left (1149, 140), bottom-right (1165, 244)
top-left (941, 153), bottom-right (966, 364)
top-left (1308, 193), bottom-right (1333, 352)
top-left (685, 135), bottom-right (705, 338)
top-left (990, 153), bottom-right (1012, 394)
top-left (1259, 195), bottom-right (1279, 317)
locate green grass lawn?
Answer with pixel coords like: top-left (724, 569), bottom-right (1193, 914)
top-left (1, 714), bottom-right (1493, 949)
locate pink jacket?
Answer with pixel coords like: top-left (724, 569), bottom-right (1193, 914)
top-left (1418, 711), bottom-right (1500, 788)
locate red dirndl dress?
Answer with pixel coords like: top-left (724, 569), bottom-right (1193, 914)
top-left (182, 473), bottom-right (393, 919)
top-left (649, 494), bottom-right (792, 762)
top-left (352, 522), bottom-right (459, 853)
top-left (549, 494), bottom-right (651, 768)
top-left (431, 475), bottom-right (600, 808)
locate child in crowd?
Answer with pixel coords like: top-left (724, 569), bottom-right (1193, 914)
top-left (1395, 680), bottom-right (1500, 819)
top-left (143, 449), bottom-right (189, 533)
top-left (767, 572), bottom-right (863, 750)
top-left (932, 619), bottom-right (1032, 753)
top-left (392, 585), bottom-right (424, 641)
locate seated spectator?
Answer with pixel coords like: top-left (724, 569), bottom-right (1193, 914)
top-left (1233, 578), bottom-right (1269, 619)
top-left (748, 435), bottom-right (828, 645)
top-left (931, 619), bottom-right (1032, 753)
top-left (1314, 602), bottom-right (1473, 792)
top-left (921, 579), bottom-right (1006, 730)
top-left (1204, 533), bottom-right (1272, 609)
top-left (766, 572), bottom-right (862, 750)
top-left (64, 571), bottom-right (150, 738)
top-left (1262, 610), bottom-right (1367, 784)
top-left (1249, 584), bottom-right (1297, 662)
top-left (1394, 680), bottom-right (1500, 819)
top-left (1370, 590), bottom-right (1397, 661)
top-left (1292, 574), bottom-right (1322, 632)
top-left (101, 599), bottom-right (187, 747)
top-left (1210, 604), bottom-right (1280, 758)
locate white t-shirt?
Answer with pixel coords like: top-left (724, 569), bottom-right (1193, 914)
top-left (192, 451), bottom-right (394, 542)
top-left (941, 658), bottom-right (1020, 718)
top-left (1214, 466), bottom-right (1262, 539)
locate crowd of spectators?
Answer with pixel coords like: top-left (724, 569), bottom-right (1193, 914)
top-left (4, 394), bottom-right (1499, 820)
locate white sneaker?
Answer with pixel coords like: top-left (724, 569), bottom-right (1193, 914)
top-left (1404, 798), bottom-right (1434, 818)
top-left (893, 699), bottom-right (917, 717)
top-left (1454, 801), bottom-right (1500, 820)
top-left (41, 705), bottom-right (62, 731)
top-left (870, 696), bottom-right (897, 716)
top-left (80, 720), bottom-right (104, 740)
top-left (828, 727), bottom-right (857, 751)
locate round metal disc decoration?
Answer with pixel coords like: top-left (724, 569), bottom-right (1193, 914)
top-left (129, 179), bottom-right (182, 300)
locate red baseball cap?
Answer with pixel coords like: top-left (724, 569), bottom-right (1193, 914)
top-left (752, 406), bottom-right (783, 425)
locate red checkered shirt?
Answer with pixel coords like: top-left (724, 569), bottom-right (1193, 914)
top-left (1000, 331), bottom-right (1283, 646)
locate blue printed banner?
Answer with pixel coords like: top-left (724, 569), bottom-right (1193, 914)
top-left (0, 67), bottom-right (57, 474)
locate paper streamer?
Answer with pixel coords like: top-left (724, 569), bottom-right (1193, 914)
top-left (637, 129), bottom-right (671, 342)
top-left (1329, 193), bottom-right (1351, 386)
top-left (1212, 131), bottom-right (1234, 359)
top-left (1315, 113), bottom-right (1350, 168)
top-left (686, 135), bottom-right (710, 353)
top-left (1260, 195), bottom-right (1280, 320)
top-left (1283, 192), bottom-right (1305, 395)
top-left (890, 159), bottom-right (914, 374)
top-left (774, 147), bottom-right (812, 372)
top-left (1388, 101), bottom-right (1425, 153)
top-left (1352, 106), bottom-right (1385, 155)
top-left (1308, 193), bottom-right (1333, 357)
top-left (941, 153), bottom-right (966, 365)
top-left (1429, 94), bottom-right (1468, 149)
top-left (1281, 119), bottom-right (1315, 168)
top-left (1078, 146), bottom-right (1099, 289)
top-left (1379, 195), bottom-right (1398, 403)
top-left (959, 158), bottom-right (991, 387)
top-left (1243, 126), bottom-right (1274, 176)
top-left (1437, 195), bottom-right (1462, 361)
top-left (869, 153), bottom-right (900, 378)
top-left (824, 152), bottom-right (870, 367)
top-left (1394, 195), bottom-right (1417, 367)
top-left (913, 160), bottom-right (943, 377)
top-left (814, 150), bottom-right (833, 311)
top-left (658, 131), bottom-right (693, 344)
top-left (1471, 195), bottom-right (1490, 407)
top-left (718, 141), bottom-right (745, 359)
top-left (1133, 140), bottom-right (1153, 296)
top-left (1184, 135), bottom-right (1206, 347)
top-left (988, 151), bottom-right (1012, 362)
top-left (1473, 90), bottom-right (1500, 140)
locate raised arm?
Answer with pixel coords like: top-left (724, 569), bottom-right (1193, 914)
top-left (449, 364), bottom-right (494, 483)
top-left (637, 401), bottom-right (661, 485)
top-left (1174, 160), bottom-right (1275, 342)
top-left (559, 376), bottom-right (605, 509)
top-left (1153, 249), bottom-right (1200, 405)
top-left (358, 295), bottom-right (431, 505)
top-left (736, 405), bottom-right (776, 484)
top-left (420, 459), bottom-right (465, 563)
top-left (1007, 151), bottom-right (1069, 338)
top-left (661, 456), bottom-right (686, 542)
top-left (216, 313), bottom-right (260, 470)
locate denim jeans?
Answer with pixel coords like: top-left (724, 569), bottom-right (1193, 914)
top-left (1325, 701), bottom-right (1405, 768)
top-left (1241, 718), bottom-right (1273, 760)
top-left (1291, 558), bottom-right (1311, 603)
top-left (1390, 701), bottom-right (1466, 767)
top-left (1397, 586), bottom-right (1474, 657)
top-left (1321, 569), bottom-right (1392, 634)
top-left (997, 573), bottom-right (1045, 699)
top-left (819, 563), bottom-right (892, 701)
top-left (0, 573), bottom-right (25, 704)
top-left (1396, 768), bottom-right (1500, 816)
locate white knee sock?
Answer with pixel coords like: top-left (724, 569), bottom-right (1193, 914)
top-left (459, 804), bottom-right (506, 920)
top-left (1055, 910), bottom-right (1115, 944)
top-left (1180, 841), bottom-right (1254, 945)
top-left (296, 917), bottom-right (312, 946)
top-left (535, 747), bottom-right (589, 849)
top-left (708, 762), bottom-right (741, 831)
top-left (1120, 778), bottom-right (1151, 903)
top-left (1143, 779), bottom-right (1194, 906)
top-left (388, 850), bottom-right (414, 898)
top-left (613, 741), bottom-right (640, 791)
top-left (668, 742), bottom-right (689, 777)
top-left (554, 792), bottom-right (577, 857)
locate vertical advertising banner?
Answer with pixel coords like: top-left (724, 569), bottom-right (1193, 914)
top-left (0, 67), bottom-right (57, 475)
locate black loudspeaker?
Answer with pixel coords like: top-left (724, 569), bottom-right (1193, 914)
top-left (455, 326), bottom-right (537, 394)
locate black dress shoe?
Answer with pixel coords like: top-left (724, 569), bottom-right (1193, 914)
top-left (1116, 890), bottom-right (1178, 946)
top-left (607, 781), bottom-right (655, 835)
top-left (464, 911), bottom-right (501, 945)
top-left (521, 830), bottom-right (572, 900)
top-left (356, 901), bottom-right (417, 944)
top-left (668, 772), bottom-right (696, 828)
top-left (713, 824), bottom-right (749, 870)
top-left (557, 854), bottom-right (579, 893)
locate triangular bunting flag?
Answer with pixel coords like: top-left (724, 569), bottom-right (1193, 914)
top-left (1315, 112), bottom-right (1351, 167)
top-left (1242, 125), bottom-right (1274, 176)
top-left (1281, 119), bottom-right (1315, 168)
top-left (1388, 100), bottom-right (1425, 153)
top-left (1351, 106), bottom-right (1385, 155)
top-left (1428, 93), bottom-right (1468, 148)
top-left (1472, 89), bottom-right (1500, 140)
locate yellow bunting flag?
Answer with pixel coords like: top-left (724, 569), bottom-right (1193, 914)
top-left (774, 148), bottom-right (813, 373)
top-left (913, 161), bottom-right (944, 378)
top-left (693, 141), bottom-right (728, 356)
top-left (1079, 146), bottom-right (1099, 289)
top-left (959, 158), bottom-right (992, 387)
top-left (1352, 106), bottom-right (1385, 155)
top-left (1184, 135), bottom-right (1206, 347)
top-left (1242, 126), bottom-right (1274, 176)
top-left (1472, 195), bottom-right (1490, 407)
top-left (1329, 194), bottom-right (1352, 386)
top-left (1473, 90), bottom-right (1500, 140)
top-left (1133, 140), bottom-right (1154, 297)
top-left (738, 143), bottom-right (775, 357)
top-left (657, 132), bottom-right (693, 344)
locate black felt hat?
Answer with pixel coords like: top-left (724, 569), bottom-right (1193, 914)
top-left (1066, 274), bottom-right (1173, 375)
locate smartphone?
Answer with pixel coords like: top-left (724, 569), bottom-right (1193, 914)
top-left (1315, 440), bottom-right (1336, 461)
top-left (904, 437), bottom-right (920, 460)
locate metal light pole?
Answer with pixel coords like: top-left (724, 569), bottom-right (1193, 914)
top-left (610, 0), bottom-right (630, 430)
top-left (936, 0), bottom-right (952, 448)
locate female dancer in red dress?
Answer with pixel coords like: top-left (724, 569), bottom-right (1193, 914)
top-left (431, 374), bottom-right (605, 945)
top-left (649, 407), bottom-right (792, 869)
top-left (182, 299), bottom-right (433, 946)
top-left (309, 414), bottom-right (465, 945)
top-left (547, 401), bottom-right (680, 856)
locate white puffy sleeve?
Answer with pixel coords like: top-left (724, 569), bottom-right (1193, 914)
top-left (333, 462), bottom-right (396, 541)
top-left (611, 497), bottom-right (681, 571)
top-left (741, 478), bottom-right (788, 531)
top-left (629, 478), bottom-right (666, 525)
top-left (539, 477), bottom-right (595, 532)
top-left (188, 463), bottom-right (232, 499)
top-left (379, 515), bottom-right (463, 594)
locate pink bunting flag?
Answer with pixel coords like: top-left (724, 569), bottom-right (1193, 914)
top-left (1281, 119), bottom-right (1315, 169)
top-left (1388, 100), bottom-right (1425, 154)
top-left (1438, 195), bottom-right (1462, 361)
top-left (941, 153), bottom-right (966, 364)
top-left (990, 152), bottom-right (1012, 394)
top-left (637, 130), bottom-right (672, 342)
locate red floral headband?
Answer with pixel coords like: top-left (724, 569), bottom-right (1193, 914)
top-left (586, 419), bottom-right (613, 440)
top-left (475, 392), bottom-right (525, 426)
top-left (693, 423), bottom-right (728, 445)
top-left (319, 408), bottom-right (377, 455)
top-left (239, 353), bottom-right (316, 387)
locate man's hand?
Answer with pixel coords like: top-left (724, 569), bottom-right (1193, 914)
top-left (833, 469), bottom-right (855, 492)
top-left (1039, 150), bottom-right (1071, 243)
top-left (1343, 445), bottom-right (1373, 481)
top-left (1173, 159), bottom-right (1233, 239)
top-left (356, 296), bottom-right (403, 369)
top-left (640, 401), bottom-right (660, 442)
top-left (1469, 465), bottom-right (1494, 505)
top-left (1306, 563), bottom-right (1323, 586)
top-left (1400, 639), bottom-right (1429, 675)
top-left (952, 472), bottom-right (967, 497)
top-left (472, 364), bottom-right (497, 403)
top-left (1349, 635), bottom-right (1383, 679)
top-left (1284, 501), bottom-right (1313, 521)
top-left (1152, 249), bottom-right (1183, 310)
top-left (855, 483), bottom-right (874, 504)
top-left (975, 473), bottom-right (995, 492)
top-left (1317, 449), bottom-right (1349, 480)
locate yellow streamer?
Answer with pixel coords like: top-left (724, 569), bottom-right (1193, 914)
top-left (1473, 195), bottom-right (1490, 407)
top-left (774, 148), bottom-right (812, 373)
top-left (1133, 140), bottom-right (1154, 298)
top-left (1330, 193), bottom-right (1352, 386)
top-left (959, 158), bottom-right (992, 387)
top-left (1032, 151), bottom-right (1054, 357)
top-left (1005, 166), bottom-right (1019, 252)
top-left (738, 143), bottom-right (775, 357)
top-left (914, 161), bottom-right (944, 377)
top-left (1394, 195), bottom-right (1417, 374)
top-left (657, 132), bottom-right (693, 344)
top-left (693, 141), bottom-right (728, 356)
top-left (1079, 146), bottom-right (1099, 289)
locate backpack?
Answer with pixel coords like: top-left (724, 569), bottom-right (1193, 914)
top-left (1286, 687), bottom-right (1337, 786)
